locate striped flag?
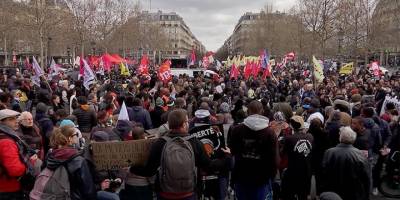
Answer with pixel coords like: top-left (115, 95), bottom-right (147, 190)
top-left (81, 58), bottom-right (96, 90)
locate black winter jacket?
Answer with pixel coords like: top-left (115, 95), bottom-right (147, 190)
top-left (228, 115), bottom-right (279, 186)
top-left (72, 106), bottom-right (97, 133)
top-left (321, 144), bottom-right (370, 200)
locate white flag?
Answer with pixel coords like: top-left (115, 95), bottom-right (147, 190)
top-left (49, 58), bottom-right (59, 80)
top-left (81, 58), bottom-right (96, 90)
top-left (32, 56), bottom-right (44, 76)
top-left (118, 101), bottom-right (130, 121)
top-left (74, 56), bottom-right (80, 66)
top-left (32, 56), bottom-right (44, 86)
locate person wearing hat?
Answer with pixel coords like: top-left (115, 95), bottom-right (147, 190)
top-left (114, 120), bottom-right (134, 141)
top-left (0, 109), bottom-right (28, 198)
top-left (150, 97), bottom-right (165, 128)
top-left (305, 98), bottom-right (324, 129)
top-left (281, 115), bottom-right (313, 200)
top-left (333, 99), bottom-right (351, 115)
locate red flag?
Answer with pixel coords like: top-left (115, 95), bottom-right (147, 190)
top-left (24, 56), bottom-right (31, 70)
top-left (230, 63), bottom-right (239, 80)
top-left (158, 60), bottom-right (172, 82)
top-left (262, 63), bottom-right (271, 79)
top-left (79, 58), bottom-right (85, 78)
top-left (202, 56), bottom-right (209, 68)
top-left (244, 61), bottom-right (252, 79)
top-left (138, 54), bottom-right (149, 75)
top-left (252, 61), bottom-right (261, 77)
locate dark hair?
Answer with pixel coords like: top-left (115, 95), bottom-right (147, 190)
top-left (247, 100), bottom-right (264, 115)
top-left (168, 109), bottom-right (188, 130)
top-left (51, 94), bottom-right (59, 101)
top-left (361, 107), bottom-right (375, 118)
top-left (77, 96), bottom-right (88, 105)
top-left (132, 98), bottom-right (142, 107)
top-left (132, 126), bottom-right (145, 140)
top-left (386, 102), bottom-right (396, 110)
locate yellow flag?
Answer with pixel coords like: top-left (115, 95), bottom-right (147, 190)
top-left (240, 56), bottom-right (246, 66)
top-left (120, 62), bottom-right (130, 76)
top-left (312, 56), bottom-right (325, 82)
top-left (227, 57), bottom-right (232, 67)
top-left (339, 62), bottom-right (354, 75)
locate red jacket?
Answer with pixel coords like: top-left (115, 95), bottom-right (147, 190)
top-left (0, 138), bottom-right (26, 192)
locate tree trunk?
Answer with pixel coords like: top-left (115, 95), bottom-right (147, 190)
top-left (40, 35), bottom-right (44, 69)
top-left (4, 36), bottom-right (8, 66)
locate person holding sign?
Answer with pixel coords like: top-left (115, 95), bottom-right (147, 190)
top-left (130, 109), bottom-right (231, 200)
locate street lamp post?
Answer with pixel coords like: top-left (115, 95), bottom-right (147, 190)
top-left (47, 37), bottom-right (52, 68)
top-left (67, 47), bottom-right (71, 65)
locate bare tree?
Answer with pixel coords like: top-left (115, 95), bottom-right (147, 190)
top-left (93, 0), bottom-right (133, 52)
top-left (298, 0), bottom-right (338, 58)
top-left (64, 0), bottom-right (98, 56)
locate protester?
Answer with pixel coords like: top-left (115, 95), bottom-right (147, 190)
top-left (1, 47), bottom-right (399, 200)
top-left (130, 109), bottom-right (231, 200)
top-left (321, 126), bottom-right (370, 200)
top-left (129, 98), bottom-right (153, 130)
top-left (0, 109), bottom-right (27, 200)
top-left (72, 96), bottom-right (98, 138)
top-left (229, 100), bottom-right (278, 200)
top-left (35, 102), bottom-right (54, 154)
top-left (37, 125), bottom-right (97, 200)
top-left (281, 115), bottom-right (313, 200)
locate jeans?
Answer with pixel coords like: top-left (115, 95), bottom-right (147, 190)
top-left (235, 180), bottom-right (273, 200)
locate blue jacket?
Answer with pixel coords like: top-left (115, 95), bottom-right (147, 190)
top-left (129, 106), bottom-right (153, 130)
top-left (363, 118), bottom-right (382, 154)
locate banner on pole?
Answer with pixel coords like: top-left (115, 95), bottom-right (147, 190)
top-left (380, 96), bottom-right (400, 116)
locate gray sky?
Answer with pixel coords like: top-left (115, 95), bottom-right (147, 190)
top-left (146, 0), bottom-right (297, 51)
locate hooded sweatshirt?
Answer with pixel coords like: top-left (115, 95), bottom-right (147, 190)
top-left (363, 118), bottom-right (382, 155)
top-left (229, 114), bottom-right (278, 186)
top-left (46, 147), bottom-right (96, 200)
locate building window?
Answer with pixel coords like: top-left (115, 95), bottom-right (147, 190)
top-left (175, 44), bottom-right (178, 48)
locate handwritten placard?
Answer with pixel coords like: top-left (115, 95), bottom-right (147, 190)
top-left (91, 139), bottom-right (156, 170)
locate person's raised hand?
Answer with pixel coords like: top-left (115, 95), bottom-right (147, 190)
top-left (221, 147), bottom-right (231, 154)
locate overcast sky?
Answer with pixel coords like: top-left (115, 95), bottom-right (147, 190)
top-left (146, 0), bottom-right (297, 51)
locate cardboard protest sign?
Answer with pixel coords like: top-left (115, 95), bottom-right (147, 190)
top-left (189, 124), bottom-right (225, 154)
top-left (91, 139), bottom-right (156, 170)
top-left (380, 96), bottom-right (400, 115)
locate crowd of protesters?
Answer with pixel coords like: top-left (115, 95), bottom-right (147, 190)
top-left (0, 60), bottom-right (399, 200)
